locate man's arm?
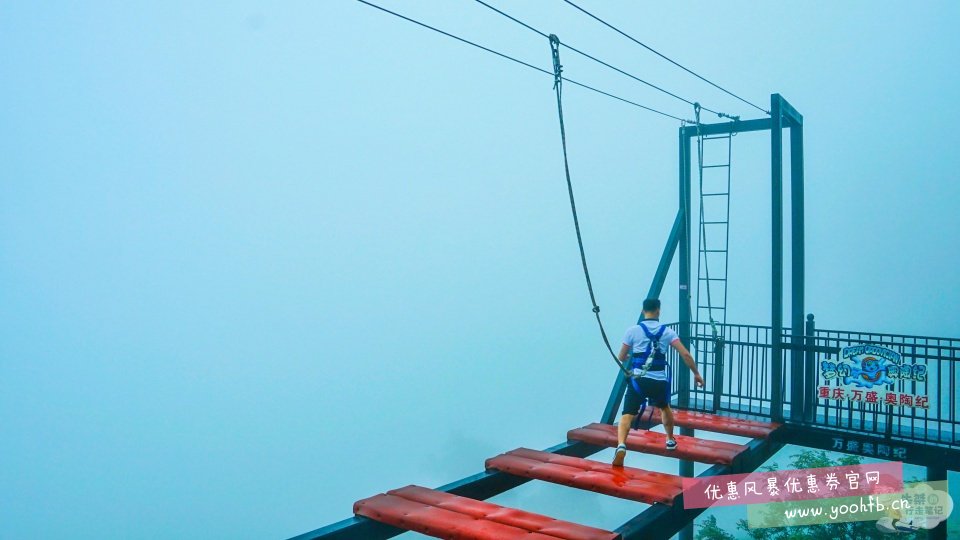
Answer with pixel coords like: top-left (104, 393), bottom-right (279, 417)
top-left (670, 339), bottom-right (705, 387)
top-left (618, 343), bottom-right (631, 364)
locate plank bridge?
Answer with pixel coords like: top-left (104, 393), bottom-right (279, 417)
top-left (295, 96), bottom-right (957, 539)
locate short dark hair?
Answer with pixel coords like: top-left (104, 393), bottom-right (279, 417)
top-left (642, 298), bottom-right (661, 312)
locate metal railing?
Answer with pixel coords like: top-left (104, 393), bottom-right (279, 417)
top-left (811, 326), bottom-right (958, 447)
top-left (663, 318), bottom-right (959, 448)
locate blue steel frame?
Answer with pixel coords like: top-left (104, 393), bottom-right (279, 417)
top-left (293, 94), bottom-right (802, 540)
top-left (289, 95), bottom-right (955, 540)
top-left (601, 94), bottom-right (805, 425)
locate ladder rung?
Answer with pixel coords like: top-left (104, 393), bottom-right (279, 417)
top-left (699, 277), bottom-right (727, 281)
top-left (701, 221), bottom-right (728, 225)
top-left (697, 306), bottom-right (727, 310)
top-left (703, 135), bottom-right (731, 140)
top-left (701, 249), bottom-right (727, 253)
top-left (702, 164), bottom-right (729, 169)
top-left (701, 192), bottom-right (729, 197)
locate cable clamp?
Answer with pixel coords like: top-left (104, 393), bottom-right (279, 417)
top-left (717, 111), bottom-right (741, 122)
top-left (592, 305), bottom-right (600, 314)
top-left (549, 34), bottom-right (562, 89)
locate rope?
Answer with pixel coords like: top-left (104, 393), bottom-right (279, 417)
top-left (549, 35), bottom-right (631, 378)
top-left (355, 0), bottom-right (690, 122)
top-left (560, 0), bottom-right (771, 116)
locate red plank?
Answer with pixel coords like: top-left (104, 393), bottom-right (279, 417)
top-left (567, 423), bottom-right (744, 465)
top-left (485, 448), bottom-right (682, 505)
top-left (648, 409), bottom-right (781, 438)
top-left (354, 485), bottom-right (619, 540)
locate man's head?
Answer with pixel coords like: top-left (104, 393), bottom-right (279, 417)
top-left (642, 298), bottom-right (661, 319)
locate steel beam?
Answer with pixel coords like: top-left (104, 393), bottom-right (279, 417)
top-left (772, 424), bottom-right (960, 468)
top-left (788, 108), bottom-right (806, 422)
top-left (678, 125), bottom-right (693, 409)
top-left (600, 374), bottom-right (630, 426)
top-left (770, 95), bottom-right (785, 422)
top-left (680, 117), bottom-right (772, 137)
top-left (291, 440), bottom-right (604, 540)
top-left (601, 209), bottom-right (683, 424)
top-left (779, 98), bottom-right (803, 126)
top-left (648, 210), bottom-right (684, 302)
top-left (676, 125), bottom-right (695, 540)
top-left (289, 516), bottom-right (403, 540)
top-left (615, 436), bottom-right (785, 540)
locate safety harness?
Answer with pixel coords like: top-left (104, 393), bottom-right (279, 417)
top-left (628, 321), bottom-right (672, 428)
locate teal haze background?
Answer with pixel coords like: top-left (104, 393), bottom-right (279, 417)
top-left (2, 1), bottom-right (959, 538)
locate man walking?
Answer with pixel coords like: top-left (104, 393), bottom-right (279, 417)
top-left (612, 298), bottom-right (704, 467)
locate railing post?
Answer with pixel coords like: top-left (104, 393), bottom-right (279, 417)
top-left (884, 401), bottom-right (895, 439)
top-left (712, 337), bottom-right (724, 413)
top-left (803, 314), bottom-right (816, 423)
top-left (789, 332), bottom-right (804, 423)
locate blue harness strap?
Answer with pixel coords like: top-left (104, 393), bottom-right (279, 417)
top-left (627, 322), bottom-right (672, 428)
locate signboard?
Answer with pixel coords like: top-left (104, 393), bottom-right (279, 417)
top-left (817, 344), bottom-right (928, 409)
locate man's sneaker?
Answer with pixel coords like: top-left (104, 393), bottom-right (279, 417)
top-left (612, 444), bottom-right (627, 467)
top-left (665, 438), bottom-right (678, 451)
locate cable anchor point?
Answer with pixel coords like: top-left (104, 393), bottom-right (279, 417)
top-left (549, 34), bottom-right (562, 89)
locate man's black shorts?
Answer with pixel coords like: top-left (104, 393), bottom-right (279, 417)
top-left (622, 377), bottom-right (670, 414)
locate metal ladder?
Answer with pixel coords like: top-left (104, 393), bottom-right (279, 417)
top-left (692, 119), bottom-right (735, 413)
top-left (694, 128), bottom-right (734, 342)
